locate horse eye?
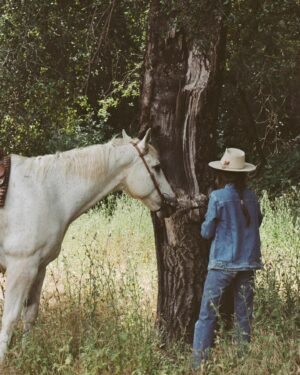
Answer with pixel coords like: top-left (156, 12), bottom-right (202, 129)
top-left (153, 165), bottom-right (161, 172)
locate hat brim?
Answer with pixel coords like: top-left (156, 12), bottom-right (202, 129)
top-left (208, 161), bottom-right (256, 172)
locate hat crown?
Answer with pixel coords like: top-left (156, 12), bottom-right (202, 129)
top-left (220, 148), bottom-right (245, 170)
top-left (208, 147), bottom-right (256, 172)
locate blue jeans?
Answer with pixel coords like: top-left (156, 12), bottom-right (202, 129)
top-left (192, 270), bottom-right (255, 368)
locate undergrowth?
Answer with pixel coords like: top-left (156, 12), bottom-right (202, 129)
top-left (0, 193), bottom-right (299, 374)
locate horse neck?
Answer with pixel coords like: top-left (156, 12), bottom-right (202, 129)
top-left (44, 143), bottom-right (133, 222)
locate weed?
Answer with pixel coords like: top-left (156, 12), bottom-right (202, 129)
top-left (0, 194), bottom-right (299, 374)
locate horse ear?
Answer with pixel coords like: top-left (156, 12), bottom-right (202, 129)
top-left (138, 128), bottom-right (151, 154)
top-left (122, 129), bottom-right (132, 141)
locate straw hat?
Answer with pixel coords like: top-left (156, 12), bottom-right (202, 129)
top-left (208, 148), bottom-right (256, 172)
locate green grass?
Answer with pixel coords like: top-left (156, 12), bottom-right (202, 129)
top-left (1, 193), bottom-right (299, 374)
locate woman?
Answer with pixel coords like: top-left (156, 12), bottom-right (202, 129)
top-left (192, 148), bottom-right (263, 369)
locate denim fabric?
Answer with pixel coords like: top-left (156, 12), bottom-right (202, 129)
top-left (192, 270), bottom-right (255, 369)
top-left (201, 184), bottom-right (263, 270)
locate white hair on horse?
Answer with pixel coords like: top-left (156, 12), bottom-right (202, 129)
top-left (22, 137), bottom-right (159, 182)
top-left (0, 131), bottom-right (175, 362)
top-left (25, 144), bottom-right (111, 181)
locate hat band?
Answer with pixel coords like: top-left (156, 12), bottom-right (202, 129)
top-left (221, 160), bottom-right (230, 169)
top-left (221, 159), bottom-right (244, 170)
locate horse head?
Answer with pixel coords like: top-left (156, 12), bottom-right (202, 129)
top-left (122, 130), bottom-right (177, 218)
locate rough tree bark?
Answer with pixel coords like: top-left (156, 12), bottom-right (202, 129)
top-left (139, 1), bottom-right (227, 343)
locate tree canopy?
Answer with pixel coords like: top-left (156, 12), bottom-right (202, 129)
top-left (0, 0), bottom-right (299, 188)
top-left (0, 0), bottom-right (148, 155)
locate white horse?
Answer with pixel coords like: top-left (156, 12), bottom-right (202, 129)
top-left (0, 129), bottom-right (176, 362)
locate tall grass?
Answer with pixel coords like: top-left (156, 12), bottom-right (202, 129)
top-left (1, 192), bottom-right (299, 374)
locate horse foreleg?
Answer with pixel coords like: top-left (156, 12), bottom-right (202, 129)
top-left (22, 265), bottom-right (46, 334)
top-left (0, 260), bottom-right (38, 363)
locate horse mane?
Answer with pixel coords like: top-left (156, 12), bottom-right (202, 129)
top-left (109, 137), bottom-right (159, 159)
top-left (25, 144), bottom-right (110, 181)
top-left (25, 136), bottom-right (159, 180)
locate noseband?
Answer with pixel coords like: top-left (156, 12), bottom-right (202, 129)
top-left (131, 142), bottom-right (168, 213)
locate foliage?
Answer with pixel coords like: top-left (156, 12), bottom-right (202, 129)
top-left (0, 193), bottom-right (299, 374)
top-left (159, 0), bottom-right (226, 52)
top-left (0, 0), bottom-right (299, 193)
top-left (219, 0), bottom-right (300, 157)
top-left (0, 0), bottom-right (148, 155)
top-left (250, 143), bottom-right (300, 198)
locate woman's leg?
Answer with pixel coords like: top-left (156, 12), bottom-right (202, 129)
top-left (233, 270), bottom-right (255, 344)
top-left (192, 270), bottom-right (235, 368)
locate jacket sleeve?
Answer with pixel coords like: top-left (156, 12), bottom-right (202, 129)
top-left (201, 193), bottom-right (219, 239)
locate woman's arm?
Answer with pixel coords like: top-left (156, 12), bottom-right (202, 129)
top-left (201, 193), bottom-right (219, 239)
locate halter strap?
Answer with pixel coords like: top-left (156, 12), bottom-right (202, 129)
top-left (131, 142), bottom-right (166, 207)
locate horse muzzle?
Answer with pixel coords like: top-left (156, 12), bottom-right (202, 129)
top-left (155, 194), bottom-right (178, 219)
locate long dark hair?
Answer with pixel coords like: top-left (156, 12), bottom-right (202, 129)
top-left (215, 170), bottom-right (251, 226)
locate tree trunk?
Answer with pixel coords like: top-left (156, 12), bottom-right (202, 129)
top-left (139, 1), bottom-right (227, 343)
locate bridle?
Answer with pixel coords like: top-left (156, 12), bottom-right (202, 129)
top-left (131, 142), bottom-right (170, 213)
top-left (130, 142), bottom-right (205, 216)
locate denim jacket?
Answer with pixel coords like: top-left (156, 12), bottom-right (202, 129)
top-left (201, 184), bottom-right (263, 271)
